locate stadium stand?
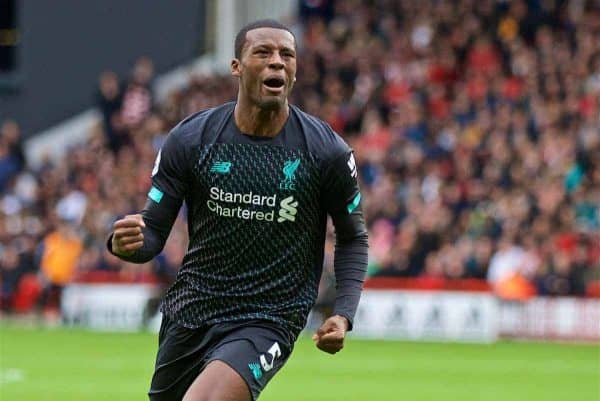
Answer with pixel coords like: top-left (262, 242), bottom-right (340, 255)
top-left (1, 0), bottom-right (599, 315)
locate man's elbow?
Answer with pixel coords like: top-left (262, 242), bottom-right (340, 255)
top-left (336, 230), bottom-right (368, 247)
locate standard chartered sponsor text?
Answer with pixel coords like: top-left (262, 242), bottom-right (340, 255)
top-left (207, 186), bottom-right (277, 221)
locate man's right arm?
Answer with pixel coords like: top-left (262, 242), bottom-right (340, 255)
top-left (108, 194), bottom-right (182, 263)
top-left (107, 128), bottom-right (188, 263)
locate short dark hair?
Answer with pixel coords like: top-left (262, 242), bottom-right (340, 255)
top-left (234, 19), bottom-right (296, 59)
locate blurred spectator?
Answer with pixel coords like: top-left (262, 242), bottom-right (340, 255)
top-left (38, 218), bottom-right (83, 311)
top-left (97, 71), bottom-right (123, 153)
top-left (1, 243), bottom-right (25, 309)
top-left (0, 120), bottom-right (25, 192)
top-left (121, 57), bottom-right (154, 129)
top-left (2, 120), bottom-right (25, 169)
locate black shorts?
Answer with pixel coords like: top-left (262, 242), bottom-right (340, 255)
top-left (148, 315), bottom-right (294, 401)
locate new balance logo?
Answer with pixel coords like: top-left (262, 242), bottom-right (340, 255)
top-left (347, 153), bottom-right (357, 178)
top-left (210, 161), bottom-right (232, 174)
top-left (248, 363), bottom-right (262, 380)
top-left (277, 196), bottom-right (298, 223)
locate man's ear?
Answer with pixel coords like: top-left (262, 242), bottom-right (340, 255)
top-left (231, 58), bottom-right (241, 77)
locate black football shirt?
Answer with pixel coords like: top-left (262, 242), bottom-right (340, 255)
top-left (149, 102), bottom-right (363, 338)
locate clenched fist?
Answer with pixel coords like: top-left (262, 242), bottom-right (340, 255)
top-left (312, 315), bottom-right (349, 354)
top-left (111, 214), bottom-right (146, 257)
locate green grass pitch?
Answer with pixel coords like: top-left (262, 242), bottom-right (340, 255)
top-left (0, 325), bottom-right (598, 401)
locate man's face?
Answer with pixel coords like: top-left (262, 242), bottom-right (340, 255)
top-left (231, 27), bottom-right (297, 109)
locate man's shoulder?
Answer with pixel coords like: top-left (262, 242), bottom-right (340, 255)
top-left (290, 105), bottom-right (350, 161)
top-left (170, 102), bottom-right (235, 144)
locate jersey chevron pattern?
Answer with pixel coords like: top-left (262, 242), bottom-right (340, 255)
top-left (152, 102), bottom-right (362, 338)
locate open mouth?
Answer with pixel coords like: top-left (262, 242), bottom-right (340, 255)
top-left (263, 77), bottom-right (285, 92)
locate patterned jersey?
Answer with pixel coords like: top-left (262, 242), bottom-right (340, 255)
top-left (150, 102), bottom-right (362, 338)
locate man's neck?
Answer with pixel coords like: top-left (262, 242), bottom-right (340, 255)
top-left (234, 97), bottom-right (289, 137)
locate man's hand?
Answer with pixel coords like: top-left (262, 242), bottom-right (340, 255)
top-left (111, 214), bottom-right (145, 257)
top-left (312, 315), bottom-right (349, 354)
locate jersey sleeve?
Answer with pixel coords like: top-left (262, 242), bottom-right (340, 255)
top-left (151, 128), bottom-right (189, 200)
top-left (107, 127), bottom-right (189, 264)
top-left (322, 147), bottom-right (368, 330)
top-left (322, 150), bottom-right (361, 218)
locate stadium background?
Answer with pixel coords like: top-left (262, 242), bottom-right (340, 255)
top-left (1, 0), bottom-right (599, 400)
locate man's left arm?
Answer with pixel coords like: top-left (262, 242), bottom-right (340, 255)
top-left (314, 150), bottom-right (368, 354)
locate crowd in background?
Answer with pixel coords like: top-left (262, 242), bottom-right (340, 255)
top-left (1, 0), bottom-right (599, 313)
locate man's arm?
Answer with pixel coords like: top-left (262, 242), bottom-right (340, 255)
top-left (330, 206), bottom-right (369, 327)
top-left (108, 194), bottom-right (182, 262)
top-left (314, 150), bottom-right (369, 354)
top-left (107, 127), bottom-right (188, 262)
